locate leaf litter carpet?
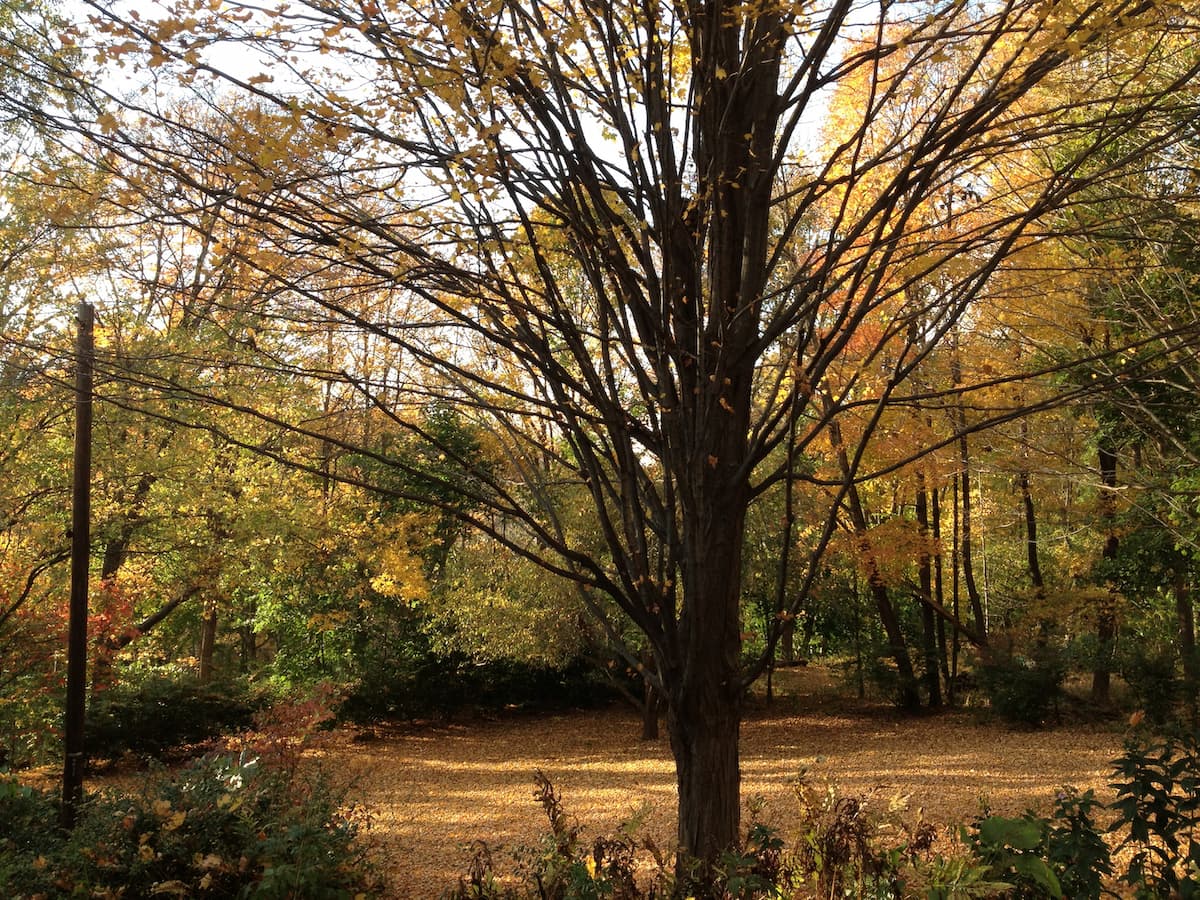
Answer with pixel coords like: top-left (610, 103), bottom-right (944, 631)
top-left (320, 668), bottom-right (1125, 897)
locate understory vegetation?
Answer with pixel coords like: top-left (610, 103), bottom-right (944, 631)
top-left (451, 728), bottom-right (1200, 899)
top-left (1, 688), bottom-right (376, 898)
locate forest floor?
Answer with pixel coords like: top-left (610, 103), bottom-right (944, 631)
top-left (319, 666), bottom-right (1129, 897)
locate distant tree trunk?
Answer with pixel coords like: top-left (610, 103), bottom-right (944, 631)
top-left (843, 491), bottom-right (919, 708)
top-left (932, 486), bottom-right (951, 692)
top-left (780, 616), bottom-right (796, 665)
top-left (868, 576), bottom-right (920, 710)
top-left (1019, 420), bottom-right (1044, 594)
top-left (1175, 571), bottom-right (1196, 722)
top-left (1092, 441), bottom-right (1119, 704)
top-left (916, 479), bottom-right (941, 708)
top-left (959, 433), bottom-right (987, 643)
top-left (1020, 468), bottom-right (1044, 592)
top-left (950, 479), bottom-right (962, 705)
top-left (835, 422), bottom-right (920, 709)
top-left (199, 598), bottom-right (218, 683)
top-left (642, 683), bottom-right (661, 740)
top-left (239, 622), bottom-right (257, 672)
top-left (640, 650), bottom-right (660, 740)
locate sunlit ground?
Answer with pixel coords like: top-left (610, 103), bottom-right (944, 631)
top-left (325, 667), bottom-right (1125, 896)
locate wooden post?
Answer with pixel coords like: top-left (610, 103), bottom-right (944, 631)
top-left (61, 301), bottom-right (94, 830)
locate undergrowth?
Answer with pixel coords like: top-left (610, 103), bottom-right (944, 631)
top-left (0, 684), bottom-right (376, 899)
top-left (452, 725), bottom-right (1200, 899)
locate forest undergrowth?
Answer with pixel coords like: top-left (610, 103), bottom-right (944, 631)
top-left (325, 667), bottom-right (1129, 897)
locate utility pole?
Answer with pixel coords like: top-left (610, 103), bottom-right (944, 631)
top-left (61, 301), bottom-right (93, 830)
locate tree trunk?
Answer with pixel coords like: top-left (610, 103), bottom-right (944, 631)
top-left (667, 524), bottom-right (747, 862)
top-left (780, 615), bottom-right (796, 665)
top-left (639, 650), bottom-right (660, 740)
top-left (239, 623), bottom-right (257, 672)
top-left (641, 684), bottom-right (660, 740)
top-left (1175, 571), bottom-right (1197, 723)
top-left (868, 576), bottom-right (920, 710)
top-left (950, 478), bottom-right (962, 705)
top-left (1019, 418), bottom-right (1044, 597)
top-left (1020, 469), bottom-right (1044, 592)
top-left (959, 433), bottom-right (987, 642)
top-left (667, 684), bottom-right (741, 866)
top-left (1092, 441), bottom-right (1119, 704)
top-left (916, 480), bottom-right (941, 708)
top-left (198, 598), bottom-right (218, 683)
top-left (665, 453), bottom-right (751, 862)
top-left (932, 486), bottom-right (951, 691)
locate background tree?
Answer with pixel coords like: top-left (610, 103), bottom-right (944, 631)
top-left (47, 0), bottom-right (1200, 864)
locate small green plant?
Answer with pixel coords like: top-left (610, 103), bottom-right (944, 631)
top-left (1044, 788), bottom-right (1111, 898)
top-left (1109, 729), bottom-right (1200, 897)
top-left (963, 813), bottom-right (1063, 898)
top-left (790, 770), bottom-right (919, 899)
top-left (919, 854), bottom-right (1015, 900)
top-left (506, 770), bottom-right (645, 900)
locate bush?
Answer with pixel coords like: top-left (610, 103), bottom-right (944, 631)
top-left (340, 654), bottom-right (621, 723)
top-left (979, 650), bottom-right (1065, 727)
top-left (1109, 728), bottom-right (1200, 896)
top-left (1119, 643), bottom-right (1180, 726)
top-left (86, 676), bottom-right (264, 763)
top-left (0, 750), bottom-right (373, 898)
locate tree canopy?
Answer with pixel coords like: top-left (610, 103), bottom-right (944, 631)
top-left (0, 0), bottom-right (1198, 866)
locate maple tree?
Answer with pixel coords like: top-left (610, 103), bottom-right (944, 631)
top-left (4, 0), bottom-right (1189, 863)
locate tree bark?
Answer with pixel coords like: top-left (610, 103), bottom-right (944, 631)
top-left (198, 598), bottom-right (218, 683)
top-left (667, 680), bottom-right (742, 866)
top-left (667, 488), bottom-right (749, 861)
top-left (1092, 441), bottom-right (1119, 704)
top-left (959, 433), bottom-right (987, 642)
top-left (780, 615), bottom-right (796, 665)
top-left (639, 649), bottom-right (660, 740)
top-left (916, 480), bottom-right (941, 708)
top-left (1175, 571), bottom-right (1197, 722)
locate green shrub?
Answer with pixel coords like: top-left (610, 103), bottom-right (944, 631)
top-left (979, 651), bottom-right (1065, 727)
top-left (1119, 643), bottom-right (1180, 726)
top-left (340, 654), bottom-right (622, 723)
top-left (963, 813), bottom-right (1063, 897)
top-left (1109, 728), bottom-right (1200, 896)
top-left (86, 676), bottom-right (264, 763)
top-left (1043, 788), bottom-right (1112, 898)
top-left (0, 750), bottom-right (373, 898)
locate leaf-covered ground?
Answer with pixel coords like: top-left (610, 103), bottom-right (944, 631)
top-left (321, 667), bottom-right (1126, 896)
